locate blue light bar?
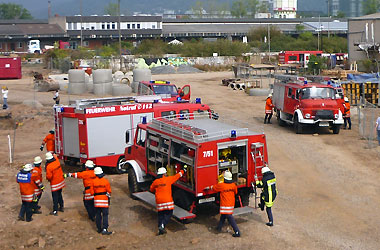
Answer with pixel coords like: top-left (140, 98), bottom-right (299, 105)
top-left (177, 97), bottom-right (182, 102)
top-left (304, 80), bottom-right (308, 85)
top-left (195, 98), bottom-right (201, 104)
top-left (231, 130), bottom-right (236, 138)
top-left (142, 116), bottom-right (147, 124)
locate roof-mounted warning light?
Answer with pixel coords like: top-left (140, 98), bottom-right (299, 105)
top-left (177, 97), bottom-right (182, 102)
top-left (153, 99), bottom-right (159, 103)
top-left (195, 98), bottom-right (201, 104)
top-left (142, 116), bottom-right (147, 124)
top-left (304, 80), bottom-right (308, 86)
top-left (230, 130), bottom-right (236, 138)
top-left (60, 107), bottom-right (64, 112)
top-left (327, 80), bottom-right (331, 85)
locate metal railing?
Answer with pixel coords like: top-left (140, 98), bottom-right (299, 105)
top-left (357, 96), bottom-right (380, 148)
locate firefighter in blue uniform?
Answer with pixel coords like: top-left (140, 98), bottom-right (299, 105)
top-left (255, 166), bottom-right (277, 226)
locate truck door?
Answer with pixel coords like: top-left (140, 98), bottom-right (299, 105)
top-left (179, 85), bottom-right (191, 100)
top-left (284, 87), bottom-right (298, 115)
top-left (134, 126), bottom-right (148, 169)
top-left (131, 112), bottom-right (153, 143)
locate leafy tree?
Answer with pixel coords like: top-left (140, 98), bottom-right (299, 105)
top-left (104, 3), bottom-right (119, 16)
top-left (363, 0), bottom-right (380, 15)
top-left (192, 1), bottom-right (204, 18)
top-left (0, 3), bottom-right (32, 19)
top-left (205, 0), bottom-right (229, 17)
top-left (258, 2), bottom-right (269, 13)
top-left (245, 0), bottom-right (259, 17)
top-left (307, 54), bottom-right (327, 74)
top-left (296, 24), bottom-right (305, 32)
top-left (231, 0), bottom-right (247, 18)
top-left (215, 2), bottom-right (229, 17)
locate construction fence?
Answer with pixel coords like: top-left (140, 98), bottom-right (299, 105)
top-left (357, 96), bottom-right (380, 148)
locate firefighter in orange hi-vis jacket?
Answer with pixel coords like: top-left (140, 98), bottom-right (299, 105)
top-left (204, 170), bottom-right (241, 237)
top-left (45, 152), bottom-right (65, 216)
top-left (150, 167), bottom-right (185, 235)
top-left (40, 129), bottom-right (55, 152)
top-left (65, 160), bottom-right (96, 221)
top-left (343, 97), bottom-right (351, 130)
top-left (89, 167), bottom-right (112, 235)
top-left (31, 156), bottom-right (45, 214)
top-left (264, 94), bottom-right (274, 124)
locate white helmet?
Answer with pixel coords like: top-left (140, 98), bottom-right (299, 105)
top-left (268, 94), bottom-right (272, 98)
top-left (94, 167), bottom-right (103, 175)
top-left (261, 166), bottom-right (271, 174)
top-left (224, 170), bottom-right (233, 181)
top-left (23, 164), bottom-right (33, 172)
top-left (34, 156), bottom-right (42, 165)
top-left (344, 97), bottom-right (349, 102)
top-left (45, 152), bottom-right (54, 160)
top-left (157, 167), bottom-right (167, 175)
top-left (85, 160), bottom-right (95, 169)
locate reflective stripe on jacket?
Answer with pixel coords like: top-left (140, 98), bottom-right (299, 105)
top-left (256, 171), bottom-right (277, 208)
top-left (212, 182), bottom-right (237, 214)
top-left (72, 170), bottom-right (96, 200)
top-left (43, 133), bottom-right (55, 152)
top-left (16, 171), bottom-right (34, 202)
top-left (46, 158), bottom-right (65, 192)
top-left (31, 168), bottom-right (43, 195)
top-left (90, 176), bottom-right (111, 208)
top-left (150, 171), bottom-right (184, 211)
top-left (265, 98), bottom-right (274, 114)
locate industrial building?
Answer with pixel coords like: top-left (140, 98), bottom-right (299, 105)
top-left (328, 0), bottom-right (364, 17)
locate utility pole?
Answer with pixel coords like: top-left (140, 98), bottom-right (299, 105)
top-left (80, 0), bottom-right (83, 47)
top-left (118, 0), bottom-right (122, 71)
top-left (268, 23), bottom-right (271, 62)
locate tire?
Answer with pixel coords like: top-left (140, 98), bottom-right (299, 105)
top-left (277, 111), bottom-right (286, 127)
top-left (332, 125), bottom-right (340, 134)
top-left (114, 156), bottom-right (127, 174)
top-left (294, 116), bottom-right (303, 134)
top-left (128, 167), bottom-right (139, 197)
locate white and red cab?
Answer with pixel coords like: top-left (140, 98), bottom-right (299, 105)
top-left (137, 80), bottom-right (191, 102)
top-left (125, 115), bottom-right (268, 220)
top-left (273, 79), bottom-right (344, 134)
top-left (54, 96), bottom-right (212, 173)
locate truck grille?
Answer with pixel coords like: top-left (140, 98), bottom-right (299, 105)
top-left (314, 110), bottom-right (334, 120)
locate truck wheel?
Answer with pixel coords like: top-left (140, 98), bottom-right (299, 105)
top-left (294, 117), bottom-right (303, 134)
top-left (128, 167), bottom-right (139, 197)
top-left (332, 125), bottom-right (340, 134)
top-left (114, 156), bottom-right (127, 174)
top-left (277, 111), bottom-right (286, 127)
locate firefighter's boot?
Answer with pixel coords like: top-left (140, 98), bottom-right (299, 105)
top-left (266, 221), bottom-right (273, 227)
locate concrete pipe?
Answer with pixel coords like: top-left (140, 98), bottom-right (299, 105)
top-left (93, 69), bottom-right (113, 84)
top-left (249, 88), bottom-right (271, 96)
top-left (131, 81), bottom-right (140, 93)
top-left (68, 82), bottom-right (86, 94)
top-left (104, 82), bottom-right (113, 95)
top-left (113, 71), bottom-right (124, 81)
top-left (133, 68), bottom-right (151, 83)
top-left (68, 69), bottom-right (85, 83)
top-left (94, 83), bottom-right (106, 96)
top-left (229, 83), bottom-right (236, 90)
top-left (240, 83), bottom-right (246, 91)
top-left (120, 77), bottom-right (131, 86)
top-left (86, 82), bottom-right (94, 93)
top-left (58, 81), bottom-right (69, 91)
top-left (112, 84), bottom-right (132, 96)
top-left (85, 73), bottom-right (90, 83)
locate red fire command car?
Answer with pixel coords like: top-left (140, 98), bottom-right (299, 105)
top-left (279, 51), bottom-right (323, 67)
top-left (137, 80), bottom-right (190, 101)
top-left (273, 79), bottom-right (344, 134)
top-left (54, 96), bottom-right (212, 173)
top-left (125, 115), bottom-right (268, 220)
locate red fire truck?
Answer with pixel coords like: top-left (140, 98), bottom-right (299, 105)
top-left (279, 51), bottom-right (323, 67)
top-left (125, 115), bottom-right (268, 220)
top-left (273, 79), bottom-right (344, 134)
top-left (137, 80), bottom-right (190, 101)
top-left (54, 96), bottom-right (212, 173)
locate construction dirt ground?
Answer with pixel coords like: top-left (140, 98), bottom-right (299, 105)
top-left (1, 65), bottom-right (380, 250)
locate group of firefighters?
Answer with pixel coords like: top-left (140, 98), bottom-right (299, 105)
top-left (264, 93), bottom-right (351, 129)
top-left (16, 128), bottom-right (278, 237)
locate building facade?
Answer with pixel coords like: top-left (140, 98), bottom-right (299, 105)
top-left (273, 0), bottom-right (297, 18)
top-left (328, 0), bottom-right (363, 17)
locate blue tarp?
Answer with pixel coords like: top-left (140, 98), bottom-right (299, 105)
top-left (346, 73), bottom-right (380, 83)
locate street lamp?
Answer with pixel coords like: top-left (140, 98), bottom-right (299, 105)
top-left (118, 0), bottom-right (122, 71)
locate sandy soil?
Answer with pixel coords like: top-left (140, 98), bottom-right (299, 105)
top-left (1, 66), bottom-right (380, 250)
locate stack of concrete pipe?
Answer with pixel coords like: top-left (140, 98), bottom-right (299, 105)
top-left (68, 69), bottom-right (86, 94)
top-left (93, 69), bottom-right (113, 96)
top-left (132, 68), bottom-right (151, 93)
top-left (111, 70), bottom-right (132, 96)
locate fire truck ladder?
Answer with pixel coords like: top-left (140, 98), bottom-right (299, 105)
top-left (74, 95), bottom-right (162, 109)
top-left (251, 142), bottom-right (265, 209)
top-left (53, 106), bottom-right (62, 154)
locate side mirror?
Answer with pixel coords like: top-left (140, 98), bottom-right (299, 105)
top-left (125, 131), bottom-right (130, 144)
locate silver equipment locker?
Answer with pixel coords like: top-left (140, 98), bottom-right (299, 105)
top-left (63, 117), bottom-right (80, 158)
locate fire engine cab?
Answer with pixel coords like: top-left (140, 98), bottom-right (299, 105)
top-left (137, 80), bottom-right (190, 101)
top-left (125, 115), bottom-right (268, 220)
top-left (273, 79), bottom-right (344, 134)
top-left (54, 96), bottom-right (212, 173)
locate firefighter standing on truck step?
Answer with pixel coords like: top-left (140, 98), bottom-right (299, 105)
top-left (255, 166), bottom-right (277, 226)
top-left (343, 97), bottom-right (351, 130)
top-left (264, 94), bottom-right (274, 124)
top-left (17, 164), bottom-right (35, 222)
top-left (31, 157), bottom-right (45, 214)
top-left (45, 152), bottom-right (65, 216)
top-left (65, 160), bottom-right (96, 221)
top-left (204, 170), bottom-right (241, 237)
top-left (150, 167), bottom-right (185, 235)
top-left (40, 129), bottom-right (55, 153)
top-left (90, 167), bottom-right (112, 235)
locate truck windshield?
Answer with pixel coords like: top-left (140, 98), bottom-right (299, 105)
top-left (301, 87), bottom-right (336, 99)
top-left (152, 85), bottom-right (178, 95)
